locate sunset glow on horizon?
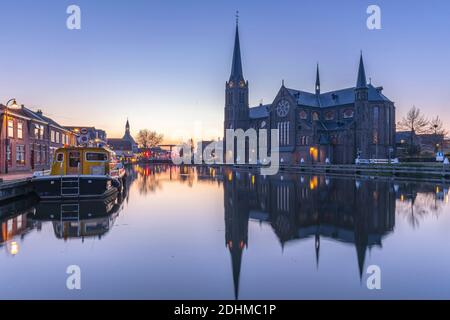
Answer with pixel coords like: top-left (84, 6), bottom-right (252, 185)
top-left (1, 0), bottom-right (449, 143)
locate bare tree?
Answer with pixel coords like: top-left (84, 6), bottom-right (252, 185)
top-left (429, 116), bottom-right (447, 135)
top-left (397, 106), bottom-right (429, 154)
top-left (136, 129), bottom-right (164, 148)
top-left (429, 116), bottom-right (447, 152)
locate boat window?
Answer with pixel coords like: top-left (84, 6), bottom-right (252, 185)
top-left (69, 152), bottom-right (81, 168)
top-left (56, 153), bottom-right (64, 162)
top-left (86, 152), bottom-right (108, 161)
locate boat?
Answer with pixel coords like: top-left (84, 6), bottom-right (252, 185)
top-left (32, 146), bottom-right (126, 199)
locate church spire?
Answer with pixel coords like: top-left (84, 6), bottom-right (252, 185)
top-left (315, 63), bottom-right (321, 95)
top-left (230, 11), bottom-right (244, 82)
top-left (125, 118), bottom-right (130, 132)
top-left (356, 52), bottom-right (367, 88)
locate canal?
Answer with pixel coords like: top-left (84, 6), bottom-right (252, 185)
top-left (0, 165), bottom-right (449, 299)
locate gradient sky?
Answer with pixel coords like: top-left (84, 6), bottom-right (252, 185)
top-left (0, 0), bottom-right (449, 143)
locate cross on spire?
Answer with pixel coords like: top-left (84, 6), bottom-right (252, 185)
top-left (236, 10), bottom-right (239, 26)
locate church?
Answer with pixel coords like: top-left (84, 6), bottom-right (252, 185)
top-left (224, 21), bottom-right (396, 165)
top-left (108, 119), bottom-right (139, 159)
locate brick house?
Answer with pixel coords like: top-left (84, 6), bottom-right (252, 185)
top-left (0, 104), bottom-right (32, 173)
top-left (0, 104), bottom-right (77, 174)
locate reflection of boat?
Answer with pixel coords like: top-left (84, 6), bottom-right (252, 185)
top-left (29, 194), bottom-right (121, 240)
top-left (32, 147), bottom-right (126, 199)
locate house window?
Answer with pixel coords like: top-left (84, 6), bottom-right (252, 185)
top-left (51, 130), bottom-right (55, 143)
top-left (34, 124), bottom-right (44, 140)
top-left (17, 122), bottom-right (23, 139)
top-left (16, 145), bottom-right (25, 165)
top-left (7, 119), bottom-right (14, 138)
top-left (56, 132), bottom-right (60, 144)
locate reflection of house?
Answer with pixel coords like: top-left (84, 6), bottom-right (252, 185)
top-left (223, 170), bottom-right (396, 298)
top-left (0, 198), bottom-right (38, 255)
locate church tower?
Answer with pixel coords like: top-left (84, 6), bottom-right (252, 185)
top-left (315, 63), bottom-right (321, 96)
top-left (224, 15), bottom-right (249, 133)
top-left (354, 53), bottom-right (370, 158)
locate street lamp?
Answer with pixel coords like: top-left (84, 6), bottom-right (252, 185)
top-left (2, 98), bottom-right (19, 174)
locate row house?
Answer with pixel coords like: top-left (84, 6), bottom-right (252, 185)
top-left (0, 104), bottom-right (77, 174)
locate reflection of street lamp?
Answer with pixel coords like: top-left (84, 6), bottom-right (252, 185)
top-left (7, 241), bottom-right (19, 256)
top-left (2, 98), bottom-right (19, 174)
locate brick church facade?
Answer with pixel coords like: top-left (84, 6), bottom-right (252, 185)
top-left (224, 22), bottom-right (396, 164)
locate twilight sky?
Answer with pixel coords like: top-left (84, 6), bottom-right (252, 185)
top-left (0, 0), bottom-right (449, 143)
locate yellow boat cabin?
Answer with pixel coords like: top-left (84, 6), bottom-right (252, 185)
top-left (50, 147), bottom-right (115, 176)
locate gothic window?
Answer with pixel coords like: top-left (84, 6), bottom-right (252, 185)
top-left (299, 110), bottom-right (308, 120)
top-left (298, 135), bottom-right (309, 146)
top-left (373, 106), bottom-right (379, 128)
top-left (278, 121), bottom-right (290, 145)
top-left (343, 109), bottom-right (354, 118)
top-left (372, 129), bottom-right (379, 144)
top-left (312, 112), bottom-right (319, 121)
top-left (386, 106), bottom-right (390, 145)
top-left (325, 111), bottom-right (334, 121)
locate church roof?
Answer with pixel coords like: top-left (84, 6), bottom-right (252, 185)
top-left (108, 139), bottom-right (133, 151)
top-left (230, 24), bottom-right (244, 82)
top-left (286, 84), bottom-right (391, 108)
top-left (249, 104), bottom-right (270, 119)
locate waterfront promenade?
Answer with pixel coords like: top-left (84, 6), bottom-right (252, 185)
top-left (0, 172), bottom-right (32, 182)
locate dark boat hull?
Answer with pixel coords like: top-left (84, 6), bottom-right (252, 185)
top-left (32, 175), bottom-right (118, 200)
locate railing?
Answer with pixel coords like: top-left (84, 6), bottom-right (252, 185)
top-left (33, 169), bottom-right (51, 177)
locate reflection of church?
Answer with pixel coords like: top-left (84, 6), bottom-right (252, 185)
top-left (223, 169), bottom-right (395, 298)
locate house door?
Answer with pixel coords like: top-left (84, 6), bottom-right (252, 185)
top-left (67, 151), bottom-right (81, 175)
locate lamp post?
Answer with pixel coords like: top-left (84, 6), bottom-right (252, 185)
top-left (2, 98), bottom-right (19, 174)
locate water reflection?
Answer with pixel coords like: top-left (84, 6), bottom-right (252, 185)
top-left (224, 171), bottom-right (398, 298)
top-left (0, 165), bottom-right (449, 298)
top-left (29, 196), bottom-right (122, 241)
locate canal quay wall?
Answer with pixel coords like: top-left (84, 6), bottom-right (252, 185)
top-left (230, 163), bottom-right (450, 181)
top-left (0, 178), bottom-right (33, 202)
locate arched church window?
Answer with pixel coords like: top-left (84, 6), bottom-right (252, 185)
top-left (343, 109), bottom-right (354, 119)
top-left (312, 112), bottom-right (319, 121)
top-left (299, 110), bottom-right (308, 120)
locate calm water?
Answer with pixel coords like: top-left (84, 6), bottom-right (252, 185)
top-left (1, 165), bottom-right (450, 299)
